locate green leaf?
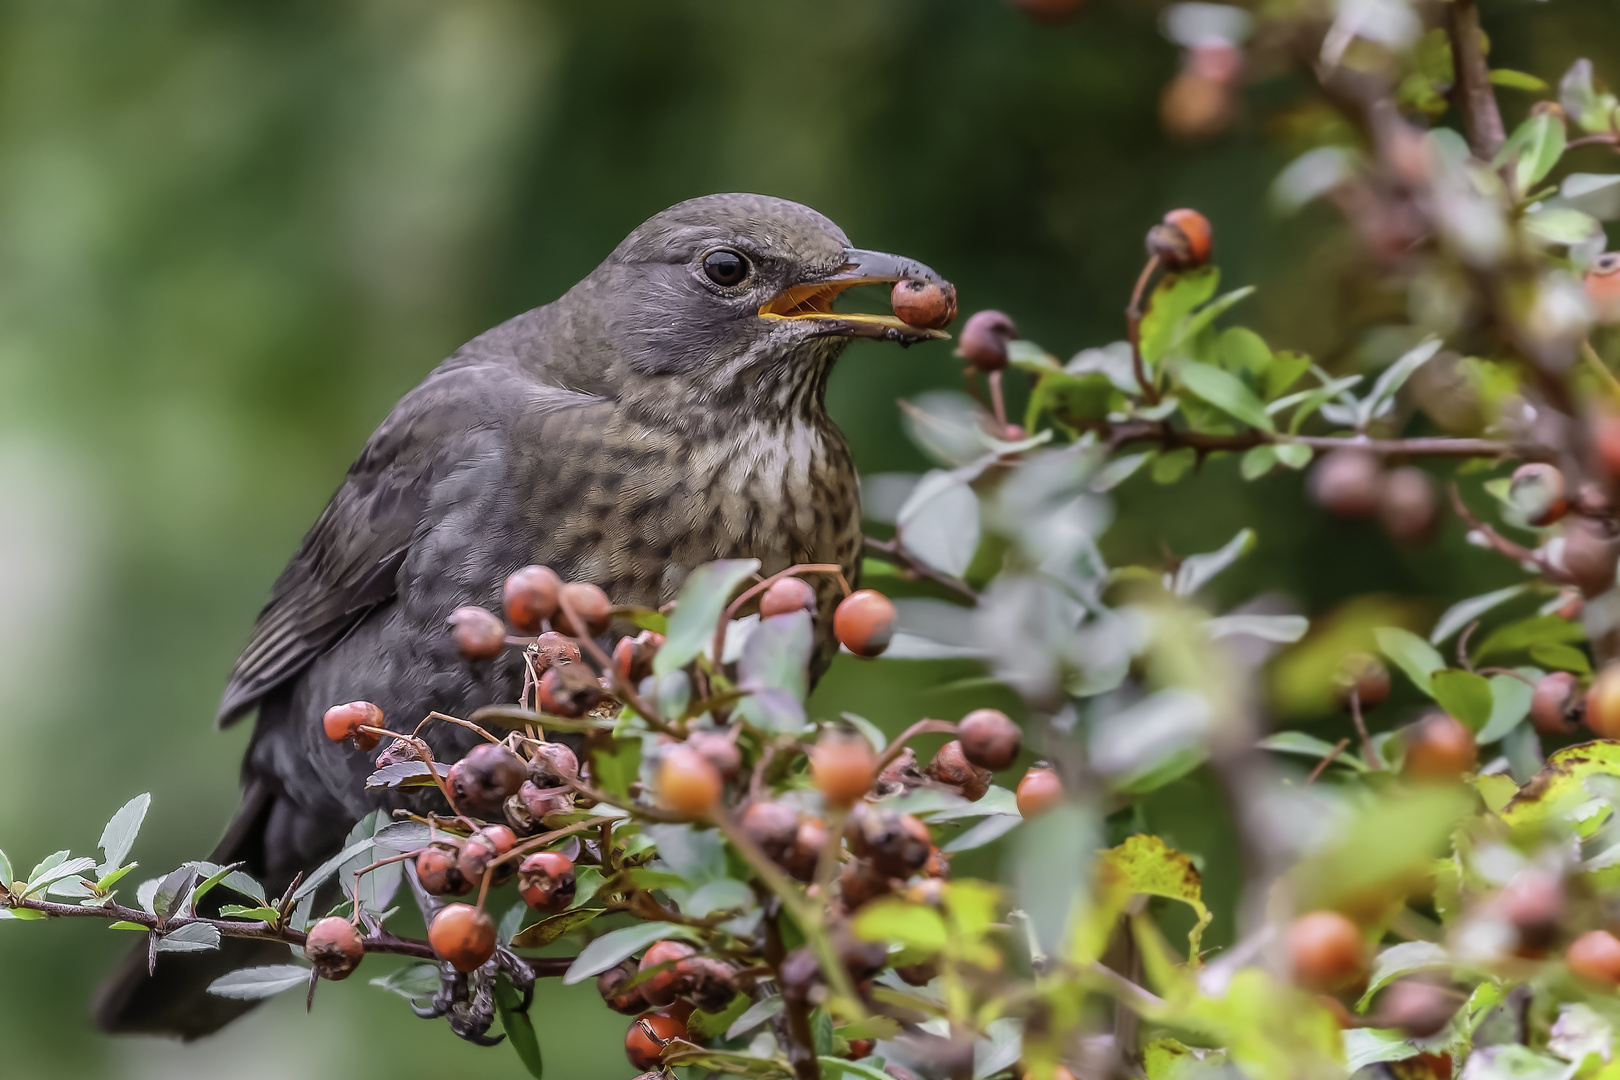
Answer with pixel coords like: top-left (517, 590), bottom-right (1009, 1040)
top-left (942, 814), bottom-right (1022, 853)
top-left (1257, 731), bottom-right (1368, 772)
top-left (371, 963), bottom-right (442, 999)
top-left (1089, 452), bottom-right (1152, 493)
top-left (496, 976), bottom-right (544, 1079)
top-left (840, 712), bottom-right (887, 753)
top-left (1343, 1027), bottom-right (1423, 1072)
top-left (218, 905), bottom-right (281, 921)
top-left (1140, 268), bottom-right (1219, 366)
top-left (728, 995), bottom-right (786, 1040)
top-left (590, 738), bottom-right (642, 802)
top-left (512, 907), bottom-right (600, 949)
top-left (736, 609), bottom-right (813, 732)
top-left (1523, 207), bottom-right (1603, 246)
top-left (853, 899), bottom-right (948, 955)
top-left (1218, 326), bottom-right (1271, 375)
top-left (1430, 669), bottom-right (1495, 732)
top-left (156, 921), bottom-right (221, 953)
top-left (1030, 371), bottom-right (1117, 426)
top-left (1531, 642), bottom-right (1592, 675)
top-left (1100, 834), bottom-right (1212, 959)
top-left (1490, 69), bottom-right (1550, 92)
top-left (1177, 361), bottom-right (1274, 431)
top-left (1496, 112), bottom-right (1567, 196)
top-left (1374, 626), bottom-right (1446, 697)
top-left (1150, 447), bottom-right (1195, 484)
top-left (97, 794), bottom-right (151, 875)
top-left (1476, 615), bottom-right (1585, 662)
top-left (106, 920), bottom-right (147, 931)
top-left (1171, 529), bottom-right (1255, 596)
top-left (1430, 583), bottom-right (1533, 645)
top-left (1274, 442), bottom-right (1313, 469)
top-left (208, 964), bottom-right (311, 1000)
top-left (1174, 286), bottom-right (1256, 354)
top-left (0, 848), bottom-right (11, 888)
top-left (562, 922), bottom-right (701, 983)
top-left (818, 1058), bottom-right (896, 1080)
top-left (1239, 445), bottom-right (1276, 480)
top-left (655, 559), bottom-right (761, 675)
top-left (1265, 351), bottom-right (1313, 400)
top-left (1356, 941), bottom-right (1453, 1010)
top-left (1478, 673), bottom-right (1535, 744)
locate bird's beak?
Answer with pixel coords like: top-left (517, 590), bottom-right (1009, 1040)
top-left (757, 247), bottom-right (952, 343)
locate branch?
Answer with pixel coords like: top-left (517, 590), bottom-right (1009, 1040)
top-left (1447, 481), bottom-right (1576, 586)
top-left (1098, 418), bottom-right (1543, 461)
top-left (1447, 0), bottom-right (1506, 159)
top-left (873, 719), bottom-right (960, 774)
top-left (1126, 256), bottom-right (1162, 404)
top-left (862, 537), bottom-right (979, 603)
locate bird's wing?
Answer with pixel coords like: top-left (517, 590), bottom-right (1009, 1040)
top-left (217, 366), bottom-right (602, 725)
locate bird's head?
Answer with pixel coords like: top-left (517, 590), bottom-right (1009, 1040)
top-left (564, 193), bottom-right (951, 416)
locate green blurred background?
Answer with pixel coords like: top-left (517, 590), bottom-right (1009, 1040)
top-left (1, 0), bottom-right (1616, 1076)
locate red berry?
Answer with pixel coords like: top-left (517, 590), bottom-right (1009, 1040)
top-left (927, 740), bottom-right (991, 802)
top-left (1288, 910), bottom-right (1366, 992)
top-left (1568, 929), bottom-right (1620, 988)
top-left (518, 850), bottom-right (576, 912)
top-left (533, 630), bottom-right (583, 671)
top-left (456, 825), bottom-right (516, 885)
top-left (536, 667), bottom-right (586, 718)
top-left (428, 903), bottom-right (496, 973)
top-left (518, 779), bottom-right (574, 822)
top-left (414, 847), bottom-right (467, 896)
top-left (1597, 412), bottom-right (1620, 481)
top-left (760, 576), bottom-right (818, 619)
top-left (1500, 869), bottom-right (1566, 952)
top-left (1310, 450), bottom-right (1382, 518)
top-left (527, 741), bottom-right (580, 786)
top-left (1333, 653), bottom-right (1390, 711)
top-left (503, 565), bottom-right (561, 633)
top-left (448, 605), bottom-right (506, 661)
top-left (1378, 466), bottom-right (1437, 546)
top-left (956, 310), bottom-right (1017, 373)
top-left (1586, 252), bottom-right (1620, 325)
top-left (625, 1011), bottom-right (688, 1071)
top-left (638, 940), bottom-right (696, 1008)
top-left (834, 589), bottom-right (897, 658)
top-left (658, 745), bottom-right (723, 818)
top-left (811, 732), bottom-right (877, 806)
top-left (303, 916), bottom-right (364, 980)
top-left (1586, 665), bottom-right (1620, 739)
top-left (890, 279), bottom-right (958, 331)
top-left (1401, 713), bottom-right (1477, 782)
top-left (1376, 980), bottom-right (1457, 1038)
top-left (957, 708), bottom-right (1022, 771)
top-left (448, 743), bottom-right (527, 819)
top-left (848, 1039), bottom-right (875, 1060)
top-left (1510, 464), bottom-right (1569, 527)
top-left (1530, 671), bottom-right (1581, 736)
top-left (598, 960), bottom-right (646, 1015)
top-left (555, 581), bottom-right (613, 638)
top-left (321, 701), bottom-right (384, 751)
top-left (1147, 208), bottom-right (1213, 271)
top-left (1016, 764), bottom-right (1063, 818)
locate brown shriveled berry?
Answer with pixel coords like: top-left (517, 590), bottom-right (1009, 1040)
top-left (741, 800), bottom-right (801, 865)
top-left (504, 565), bottom-right (561, 633)
top-left (533, 630), bottom-right (583, 671)
top-left (834, 589), bottom-right (897, 658)
top-left (527, 740), bottom-right (580, 786)
top-left (896, 960), bottom-right (939, 987)
top-left (1568, 929), bottom-right (1620, 989)
top-left (1586, 252), bottom-right (1620, 326)
top-left (625, 1011), bottom-right (688, 1071)
top-left (890, 279), bottom-right (958, 331)
top-left (456, 825), bottom-right (517, 885)
top-left (760, 576), bottom-right (818, 619)
top-left (1401, 713), bottom-right (1477, 781)
top-left (846, 805), bottom-right (933, 879)
top-left (448, 605), bottom-right (507, 661)
top-left (536, 667), bottom-right (584, 719)
top-left (678, 956), bottom-right (739, 1012)
top-left (1310, 449), bottom-right (1382, 518)
top-left (304, 916), bottom-right (364, 980)
top-left (784, 817), bottom-right (828, 883)
top-left (1564, 519), bottom-right (1620, 598)
top-left (957, 708), bottom-right (1022, 771)
top-left (322, 701), bottom-right (383, 745)
top-left (1287, 910), bottom-right (1366, 992)
top-left (1510, 464), bottom-right (1570, 527)
top-left (1332, 653), bottom-right (1391, 712)
top-left (956, 310), bottom-right (1018, 373)
top-left (921, 846), bottom-right (949, 879)
top-left (927, 740), bottom-right (992, 802)
top-left (598, 959), bottom-right (646, 1015)
top-left (1016, 764), bottom-right (1063, 818)
top-left (429, 903), bottom-right (497, 973)
top-left (839, 858), bottom-right (893, 909)
top-left (448, 743), bottom-right (528, 819)
top-left (811, 732), bottom-right (878, 806)
top-left (658, 745), bottom-right (723, 818)
top-left (517, 779), bottom-right (574, 823)
top-left (1500, 869), bottom-right (1566, 952)
top-left (1375, 979), bottom-right (1459, 1038)
top-left (556, 581), bottom-right (613, 638)
top-left (687, 730), bottom-right (741, 782)
top-left (834, 925), bottom-right (890, 981)
top-left (1586, 665), bottom-right (1620, 739)
top-left (1379, 466), bottom-right (1437, 546)
top-left (1530, 671), bottom-right (1582, 736)
top-left (518, 850), bottom-right (576, 913)
top-left (638, 940), bottom-right (697, 1008)
top-left (1146, 208), bottom-right (1213, 271)
top-left (415, 847), bottom-right (468, 896)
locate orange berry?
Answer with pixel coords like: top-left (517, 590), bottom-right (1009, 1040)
top-left (1332, 653), bottom-right (1390, 711)
top-left (1147, 208), bottom-right (1213, 270)
top-left (518, 850), bottom-right (576, 913)
top-left (321, 701), bottom-right (383, 746)
top-left (303, 916), bottom-right (364, 980)
top-left (811, 732), bottom-right (877, 806)
top-left (759, 576), bottom-right (818, 619)
top-left (637, 940), bottom-right (696, 1008)
top-left (1586, 665), bottom-right (1620, 738)
top-left (957, 708), bottom-right (1022, 771)
top-left (1287, 910), bottom-right (1366, 992)
top-left (1016, 764), bottom-right (1063, 818)
top-left (834, 589), bottom-right (898, 658)
top-left (658, 745), bottom-right (722, 818)
top-left (1586, 252), bottom-right (1620, 325)
top-left (428, 903), bottom-right (496, 973)
top-left (597, 960), bottom-right (646, 1015)
top-left (625, 1010), bottom-right (688, 1070)
top-left (927, 740), bottom-right (991, 801)
top-left (890, 279), bottom-right (958, 330)
top-left (448, 605), bottom-right (506, 661)
top-left (503, 565), bottom-right (561, 633)
top-left (555, 581), bottom-right (613, 637)
top-left (956, 310), bottom-right (1018, 373)
top-left (1401, 713), bottom-right (1477, 781)
top-left (414, 847), bottom-right (467, 896)
top-left (1568, 929), bottom-right (1620, 988)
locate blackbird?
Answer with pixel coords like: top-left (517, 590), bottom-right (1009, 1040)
top-left (93, 193), bottom-right (950, 1038)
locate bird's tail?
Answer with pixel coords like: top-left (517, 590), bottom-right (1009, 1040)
top-left (91, 779), bottom-right (296, 1040)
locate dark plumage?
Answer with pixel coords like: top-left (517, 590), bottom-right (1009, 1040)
top-left (93, 193), bottom-right (949, 1038)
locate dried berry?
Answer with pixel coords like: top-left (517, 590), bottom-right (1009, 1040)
top-left (1563, 519), bottom-right (1620, 598)
top-left (303, 916), bottom-right (364, 980)
top-left (896, 961), bottom-right (939, 986)
top-left (1288, 910), bottom-right (1366, 992)
top-left (1146, 208), bottom-right (1214, 271)
top-left (890, 278), bottom-right (958, 330)
top-left (528, 741), bottom-right (580, 786)
top-left (784, 816), bottom-right (828, 882)
top-left (957, 708), bottom-right (1022, 771)
top-left (1378, 466), bottom-right (1437, 546)
top-left (625, 1010), bottom-right (688, 1070)
top-left (1530, 671), bottom-right (1582, 736)
top-left (504, 565), bottom-right (561, 633)
top-left (556, 581), bottom-right (613, 637)
top-left (598, 959), bottom-right (646, 1015)
top-left (1310, 449), bottom-right (1382, 519)
top-left (533, 630), bottom-right (584, 670)
top-left (1016, 764), bottom-right (1063, 818)
top-left (518, 850), bottom-right (576, 913)
top-left (1401, 713), bottom-right (1477, 782)
top-left (456, 825), bottom-right (516, 885)
top-left (517, 779), bottom-right (574, 822)
top-left (760, 576), bottom-right (818, 619)
top-left (846, 805), bottom-right (932, 879)
top-left (1586, 665), bottom-right (1620, 739)
top-left (415, 847), bottom-right (467, 896)
top-left (638, 940), bottom-right (697, 1008)
top-left (428, 903), bottom-right (496, 973)
top-left (741, 800), bottom-right (801, 865)
top-left (687, 730), bottom-right (741, 782)
top-left (611, 630), bottom-right (663, 685)
top-left (448, 605), bottom-right (506, 661)
top-left (537, 666), bottom-right (603, 718)
top-left (1510, 463), bottom-right (1569, 527)
top-left (321, 701), bottom-right (384, 752)
top-left (811, 732), bottom-right (878, 806)
top-left (834, 589), bottom-right (897, 658)
top-left (1586, 252), bottom-right (1620, 325)
top-left (678, 956), bottom-right (738, 1012)
top-left (839, 858), bottom-right (893, 909)
top-left (927, 740), bottom-right (992, 802)
top-left (658, 744), bottom-right (723, 818)
top-left (956, 310), bottom-right (1018, 373)
top-left (1332, 653), bottom-right (1390, 712)
top-left (1568, 929), bottom-right (1620, 988)
top-left (1376, 980), bottom-right (1458, 1038)
top-left (448, 743), bottom-right (527, 819)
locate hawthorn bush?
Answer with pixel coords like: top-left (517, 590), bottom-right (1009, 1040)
top-left (11, 2), bottom-right (1620, 1079)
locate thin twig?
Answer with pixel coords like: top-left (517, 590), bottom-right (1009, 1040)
top-left (556, 591), bottom-right (675, 736)
top-left (1098, 419), bottom-right (1539, 461)
top-left (1349, 689), bottom-right (1379, 770)
top-left (1447, 0), bottom-right (1506, 160)
top-left (873, 719), bottom-right (960, 774)
top-left (713, 563), bottom-right (853, 673)
top-left (1305, 739), bottom-right (1351, 786)
top-left (862, 537), bottom-right (979, 603)
top-left (1126, 255), bottom-right (1162, 404)
top-left (1448, 482), bottom-right (1576, 587)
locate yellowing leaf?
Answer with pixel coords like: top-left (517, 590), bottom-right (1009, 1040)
top-left (852, 899), bottom-right (948, 955)
top-left (1103, 834), bottom-right (1212, 960)
top-left (1501, 740), bottom-right (1620, 841)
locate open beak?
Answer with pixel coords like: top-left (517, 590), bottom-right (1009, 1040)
top-left (757, 247), bottom-right (952, 344)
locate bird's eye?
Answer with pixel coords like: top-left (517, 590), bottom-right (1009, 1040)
top-left (703, 249), bottom-right (750, 288)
